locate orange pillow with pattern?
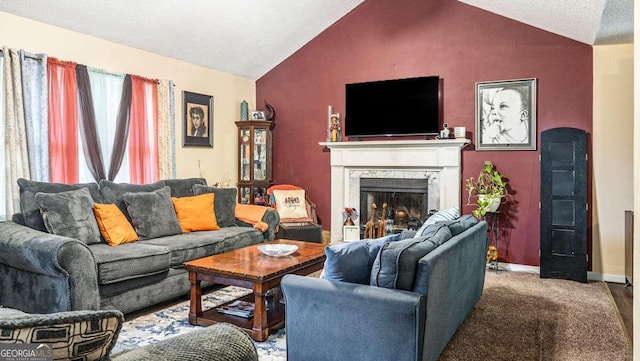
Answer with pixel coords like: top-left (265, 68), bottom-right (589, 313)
top-left (171, 193), bottom-right (220, 232)
top-left (93, 203), bottom-right (138, 246)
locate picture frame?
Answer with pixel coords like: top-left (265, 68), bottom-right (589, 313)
top-left (251, 111), bottom-right (265, 120)
top-left (475, 78), bottom-right (537, 151)
top-left (183, 91), bottom-right (213, 147)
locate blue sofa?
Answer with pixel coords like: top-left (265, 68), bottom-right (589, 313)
top-left (281, 216), bottom-right (488, 361)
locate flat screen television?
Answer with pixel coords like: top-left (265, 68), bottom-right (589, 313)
top-left (344, 76), bottom-right (441, 138)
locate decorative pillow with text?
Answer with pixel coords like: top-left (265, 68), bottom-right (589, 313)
top-left (272, 189), bottom-right (309, 220)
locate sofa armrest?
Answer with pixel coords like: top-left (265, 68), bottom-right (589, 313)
top-left (413, 220), bottom-right (489, 361)
top-left (111, 323), bottom-right (258, 361)
top-left (281, 275), bottom-right (426, 361)
top-left (0, 222), bottom-right (99, 313)
top-left (0, 308), bottom-right (123, 360)
top-left (235, 206), bottom-right (280, 241)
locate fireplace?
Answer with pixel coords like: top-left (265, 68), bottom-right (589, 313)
top-left (320, 139), bottom-right (469, 243)
top-left (359, 178), bottom-right (429, 236)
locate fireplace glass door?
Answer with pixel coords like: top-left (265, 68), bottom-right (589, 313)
top-left (359, 178), bottom-right (428, 237)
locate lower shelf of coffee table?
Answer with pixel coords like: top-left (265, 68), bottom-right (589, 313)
top-left (195, 293), bottom-right (285, 337)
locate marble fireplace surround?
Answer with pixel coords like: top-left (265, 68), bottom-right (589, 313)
top-left (320, 139), bottom-right (470, 242)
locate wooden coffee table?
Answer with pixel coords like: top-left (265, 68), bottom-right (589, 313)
top-left (184, 239), bottom-right (326, 341)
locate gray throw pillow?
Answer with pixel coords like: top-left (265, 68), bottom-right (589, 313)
top-left (99, 179), bottom-right (165, 221)
top-left (414, 206), bottom-right (459, 238)
top-left (162, 178), bottom-right (207, 197)
top-left (321, 233), bottom-right (401, 284)
top-left (440, 214), bottom-right (478, 236)
top-left (17, 178), bottom-right (101, 232)
top-left (34, 188), bottom-right (102, 245)
top-left (123, 186), bottom-right (182, 240)
top-left (371, 226), bottom-right (453, 290)
top-left (192, 184), bottom-right (238, 227)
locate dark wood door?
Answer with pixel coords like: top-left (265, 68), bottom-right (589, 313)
top-left (540, 127), bottom-right (588, 283)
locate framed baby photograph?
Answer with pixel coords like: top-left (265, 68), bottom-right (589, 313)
top-left (475, 78), bottom-right (537, 151)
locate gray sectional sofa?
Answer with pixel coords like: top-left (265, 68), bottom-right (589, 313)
top-left (0, 178), bottom-right (279, 315)
top-left (281, 215), bottom-right (488, 361)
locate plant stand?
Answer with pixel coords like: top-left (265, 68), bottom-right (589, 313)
top-left (485, 211), bottom-right (500, 273)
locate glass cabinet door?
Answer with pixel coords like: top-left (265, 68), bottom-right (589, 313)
top-left (240, 128), bottom-right (251, 181)
top-left (236, 120), bottom-right (272, 205)
top-left (253, 128), bottom-right (267, 181)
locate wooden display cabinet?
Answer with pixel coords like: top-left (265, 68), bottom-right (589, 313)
top-left (236, 121), bottom-right (273, 205)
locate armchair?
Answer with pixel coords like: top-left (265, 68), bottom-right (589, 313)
top-left (266, 184), bottom-right (323, 243)
top-left (0, 307), bottom-right (258, 361)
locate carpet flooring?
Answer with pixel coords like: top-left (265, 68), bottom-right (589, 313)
top-left (113, 271), bottom-right (631, 360)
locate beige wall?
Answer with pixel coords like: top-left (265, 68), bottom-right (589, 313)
top-left (634, 3), bottom-right (639, 356)
top-left (0, 11), bottom-right (256, 186)
top-left (592, 44), bottom-right (634, 279)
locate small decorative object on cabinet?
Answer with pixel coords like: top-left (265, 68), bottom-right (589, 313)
top-left (240, 100), bottom-right (249, 121)
top-left (236, 120), bottom-right (273, 205)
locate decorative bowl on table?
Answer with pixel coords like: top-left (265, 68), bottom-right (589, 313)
top-left (258, 244), bottom-right (299, 257)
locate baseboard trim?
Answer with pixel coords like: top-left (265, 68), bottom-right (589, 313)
top-left (496, 262), bottom-right (626, 284)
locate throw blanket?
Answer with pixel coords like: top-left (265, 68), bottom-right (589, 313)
top-left (235, 204), bottom-right (269, 232)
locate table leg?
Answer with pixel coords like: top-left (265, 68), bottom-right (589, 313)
top-left (252, 283), bottom-right (269, 341)
top-left (188, 271), bottom-right (202, 325)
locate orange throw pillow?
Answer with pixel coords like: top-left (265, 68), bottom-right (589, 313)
top-left (171, 193), bottom-right (220, 232)
top-left (93, 203), bottom-right (138, 246)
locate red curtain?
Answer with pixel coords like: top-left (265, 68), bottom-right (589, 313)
top-left (129, 75), bottom-right (159, 184)
top-left (47, 58), bottom-right (79, 183)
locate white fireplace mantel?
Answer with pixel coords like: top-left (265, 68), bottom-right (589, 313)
top-left (320, 139), bottom-right (470, 242)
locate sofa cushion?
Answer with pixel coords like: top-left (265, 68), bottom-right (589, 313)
top-left (34, 188), bottom-right (102, 245)
top-left (89, 243), bottom-right (171, 284)
top-left (171, 193), bottom-right (220, 232)
top-left (161, 177), bottom-right (207, 197)
top-left (17, 178), bottom-right (101, 232)
top-left (123, 186), bottom-right (182, 240)
top-left (98, 179), bottom-right (165, 221)
top-left (414, 206), bottom-right (459, 238)
top-left (321, 233), bottom-right (402, 284)
top-left (371, 226), bottom-right (453, 290)
top-left (141, 227), bottom-right (264, 266)
top-left (192, 184), bottom-right (238, 227)
top-left (93, 203), bottom-right (139, 246)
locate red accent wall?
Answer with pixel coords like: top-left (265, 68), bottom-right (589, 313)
top-left (256, 0), bottom-right (592, 266)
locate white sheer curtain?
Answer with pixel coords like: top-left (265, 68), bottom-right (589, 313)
top-left (0, 51), bottom-right (5, 220)
top-left (20, 51), bottom-right (48, 182)
top-left (157, 79), bottom-right (175, 179)
top-left (3, 47), bottom-right (30, 218)
top-left (77, 68), bottom-right (129, 183)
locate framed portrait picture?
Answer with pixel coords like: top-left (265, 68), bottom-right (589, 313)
top-left (183, 91), bottom-right (213, 147)
top-left (475, 78), bottom-right (537, 151)
top-left (251, 111), bottom-right (265, 120)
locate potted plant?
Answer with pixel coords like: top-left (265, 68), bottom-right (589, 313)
top-left (465, 161), bottom-right (508, 219)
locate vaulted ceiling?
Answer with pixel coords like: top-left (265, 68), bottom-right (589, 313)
top-left (0, 0), bottom-right (633, 80)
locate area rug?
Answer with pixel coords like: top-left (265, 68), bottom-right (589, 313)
top-left (111, 286), bottom-right (286, 360)
top-left (112, 271), bottom-right (631, 361)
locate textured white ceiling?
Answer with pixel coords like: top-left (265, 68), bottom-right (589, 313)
top-left (458, 0), bottom-right (633, 45)
top-left (0, 0), bottom-right (632, 80)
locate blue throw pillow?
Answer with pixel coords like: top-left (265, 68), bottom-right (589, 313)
top-left (371, 226), bottom-right (453, 290)
top-left (321, 233), bottom-right (401, 284)
top-left (440, 214), bottom-right (478, 236)
top-left (414, 206), bottom-right (459, 238)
